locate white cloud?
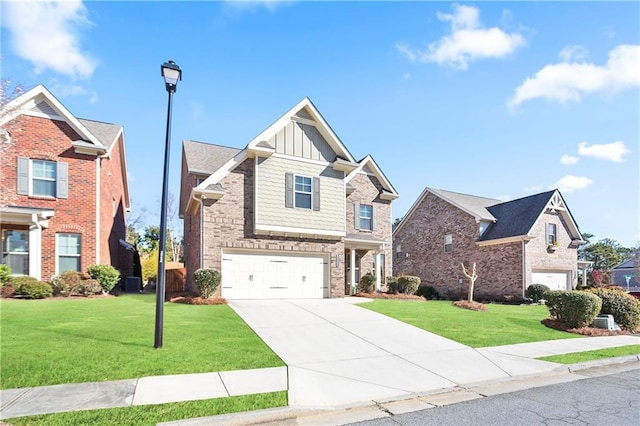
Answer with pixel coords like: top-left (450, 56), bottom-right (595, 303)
top-left (560, 155), bottom-right (579, 165)
top-left (223, 0), bottom-right (291, 14)
top-left (2, 0), bottom-right (96, 79)
top-left (550, 175), bottom-right (593, 193)
top-left (510, 44), bottom-right (640, 107)
top-left (402, 73), bottom-right (411, 80)
top-left (396, 4), bottom-right (525, 70)
top-left (50, 81), bottom-right (99, 104)
top-left (578, 141), bottom-right (630, 162)
top-left (559, 45), bottom-right (588, 62)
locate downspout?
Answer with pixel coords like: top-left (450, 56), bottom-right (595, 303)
top-left (521, 237), bottom-right (527, 299)
top-left (95, 156), bottom-right (101, 265)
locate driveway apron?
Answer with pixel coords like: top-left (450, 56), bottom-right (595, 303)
top-left (229, 299), bottom-right (558, 409)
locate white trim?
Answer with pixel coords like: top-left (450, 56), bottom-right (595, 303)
top-left (255, 224), bottom-right (345, 239)
top-left (254, 156), bottom-right (259, 229)
top-left (55, 232), bottom-right (82, 276)
top-left (477, 235), bottom-right (533, 246)
top-left (345, 155), bottom-right (398, 198)
top-left (528, 190), bottom-right (582, 241)
top-left (290, 116), bottom-right (317, 126)
top-left (29, 215), bottom-right (42, 281)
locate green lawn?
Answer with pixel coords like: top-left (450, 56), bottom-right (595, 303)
top-left (0, 295), bottom-right (284, 389)
top-left (360, 299), bottom-right (581, 347)
top-left (6, 391), bottom-right (287, 425)
top-left (537, 344), bottom-right (640, 364)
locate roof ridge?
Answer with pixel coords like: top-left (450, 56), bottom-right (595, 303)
top-left (183, 139), bottom-right (240, 150)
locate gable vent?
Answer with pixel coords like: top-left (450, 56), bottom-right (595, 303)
top-left (30, 101), bottom-right (59, 117)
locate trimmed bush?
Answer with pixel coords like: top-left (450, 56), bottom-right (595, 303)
top-left (78, 279), bottom-right (104, 296)
top-left (194, 268), bottom-right (221, 299)
top-left (1, 283), bottom-right (15, 298)
top-left (13, 280), bottom-right (53, 299)
top-left (526, 283), bottom-right (550, 303)
top-left (0, 264), bottom-right (11, 284)
top-left (87, 265), bottom-right (120, 292)
top-left (587, 287), bottom-right (640, 331)
top-left (359, 273), bottom-right (376, 293)
top-left (397, 276), bottom-right (421, 295)
top-left (387, 276), bottom-right (399, 294)
top-left (545, 290), bottom-right (602, 328)
top-left (50, 271), bottom-right (83, 296)
top-left (416, 285), bottom-right (438, 300)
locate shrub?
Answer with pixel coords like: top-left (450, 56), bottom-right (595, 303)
top-left (193, 268), bottom-right (221, 299)
top-left (590, 269), bottom-right (605, 287)
top-left (13, 280), bottom-right (53, 299)
top-left (87, 265), bottom-right (120, 292)
top-left (387, 276), bottom-right (399, 294)
top-left (545, 290), bottom-right (602, 328)
top-left (526, 283), bottom-right (550, 303)
top-left (416, 285), bottom-right (438, 300)
top-left (587, 287), bottom-right (640, 331)
top-left (78, 279), bottom-right (104, 296)
top-left (359, 273), bottom-right (376, 293)
top-left (397, 276), bottom-right (421, 295)
top-left (1, 283), bottom-right (15, 298)
top-left (0, 264), bottom-right (11, 284)
top-left (50, 271), bottom-right (83, 296)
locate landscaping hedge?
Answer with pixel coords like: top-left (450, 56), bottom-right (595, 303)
top-left (87, 265), bottom-right (120, 292)
top-left (545, 290), bottom-right (602, 328)
top-left (359, 273), bottom-right (376, 293)
top-left (526, 283), bottom-right (550, 303)
top-left (397, 276), bottom-right (421, 295)
top-left (13, 279), bottom-right (53, 299)
top-left (587, 287), bottom-right (640, 331)
top-left (194, 268), bottom-right (221, 298)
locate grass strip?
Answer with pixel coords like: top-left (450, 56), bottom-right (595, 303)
top-left (1, 295), bottom-right (283, 389)
top-left (5, 391), bottom-right (287, 426)
top-left (537, 344), bottom-right (640, 364)
top-left (360, 299), bottom-right (580, 347)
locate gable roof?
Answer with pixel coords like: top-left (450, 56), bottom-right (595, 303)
top-left (481, 190), bottom-right (556, 241)
top-left (395, 187), bottom-right (583, 244)
top-left (612, 255), bottom-right (638, 270)
top-left (1, 84), bottom-right (106, 154)
top-left (78, 119), bottom-right (122, 151)
top-left (346, 155), bottom-right (399, 200)
top-left (183, 140), bottom-right (241, 175)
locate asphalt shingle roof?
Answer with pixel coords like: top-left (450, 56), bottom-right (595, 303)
top-left (480, 190), bottom-right (556, 241)
top-left (183, 140), bottom-right (241, 175)
top-left (429, 188), bottom-right (501, 222)
top-left (78, 119), bottom-right (122, 149)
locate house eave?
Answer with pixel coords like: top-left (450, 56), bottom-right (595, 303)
top-left (476, 235), bottom-right (533, 246)
top-left (255, 224), bottom-right (345, 240)
top-left (72, 140), bottom-right (107, 155)
top-left (333, 158), bottom-right (359, 173)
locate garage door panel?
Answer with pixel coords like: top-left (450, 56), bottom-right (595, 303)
top-left (222, 252), bottom-right (327, 299)
top-left (532, 271), bottom-right (569, 291)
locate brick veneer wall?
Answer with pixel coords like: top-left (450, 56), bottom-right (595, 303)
top-left (1, 115), bottom-right (98, 280)
top-left (345, 173), bottom-right (393, 289)
top-left (393, 193), bottom-right (523, 300)
top-left (188, 159), bottom-right (345, 298)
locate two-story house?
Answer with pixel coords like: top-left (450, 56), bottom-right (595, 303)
top-left (1, 85), bottom-right (132, 282)
top-left (179, 98), bottom-right (398, 299)
top-left (393, 188), bottom-right (586, 300)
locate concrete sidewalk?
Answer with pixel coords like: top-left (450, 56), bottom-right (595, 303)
top-left (1, 297), bottom-right (638, 423)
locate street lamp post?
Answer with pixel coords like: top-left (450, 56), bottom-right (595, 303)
top-left (155, 60), bottom-right (182, 349)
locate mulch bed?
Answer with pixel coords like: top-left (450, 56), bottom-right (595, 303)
top-left (168, 292), bottom-right (227, 305)
top-left (354, 292), bottom-right (425, 301)
top-left (541, 317), bottom-right (631, 336)
top-left (452, 300), bottom-right (487, 311)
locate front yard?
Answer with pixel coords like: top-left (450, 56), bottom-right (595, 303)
top-left (360, 299), bottom-right (581, 347)
top-left (0, 294), bottom-right (284, 389)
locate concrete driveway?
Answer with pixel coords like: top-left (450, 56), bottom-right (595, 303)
top-left (229, 299), bottom-right (557, 409)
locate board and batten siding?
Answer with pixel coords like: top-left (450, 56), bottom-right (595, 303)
top-left (255, 156), bottom-right (344, 233)
top-left (268, 121), bottom-right (335, 162)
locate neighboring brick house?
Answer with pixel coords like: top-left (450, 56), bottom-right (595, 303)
top-left (179, 98), bottom-right (398, 299)
top-left (0, 85), bottom-right (132, 282)
top-left (393, 188), bottom-right (586, 300)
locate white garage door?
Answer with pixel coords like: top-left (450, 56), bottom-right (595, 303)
top-left (221, 251), bottom-right (328, 299)
top-left (531, 271), bottom-right (569, 291)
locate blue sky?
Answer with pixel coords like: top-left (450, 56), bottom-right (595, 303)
top-left (2, 1), bottom-right (638, 247)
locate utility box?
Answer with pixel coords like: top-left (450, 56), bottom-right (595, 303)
top-left (125, 276), bottom-right (141, 293)
top-left (592, 314), bottom-right (615, 331)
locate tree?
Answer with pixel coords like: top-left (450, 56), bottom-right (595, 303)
top-left (392, 217), bottom-right (403, 231)
top-left (461, 262), bottom-right (478, 302)
top-left (583, 242), bottom-right (621, 284)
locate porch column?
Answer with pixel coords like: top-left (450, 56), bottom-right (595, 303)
top-left (582, 265), bottom-right (587, 288)
top-left (29, 214), bottom-right (42, 281)
top-left (375, 252), bottom-right (381, 291)
top-left (350, 248), bottom-right (356, 289)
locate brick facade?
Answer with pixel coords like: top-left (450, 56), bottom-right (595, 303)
top-left (393, 192), bottom-right (579, 301)
top-left (1, 109), bottom-right (130, 282)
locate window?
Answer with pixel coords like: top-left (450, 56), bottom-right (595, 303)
top-left (359, 204), bottom-right (373, 230)
top-left (17, 157), bottom-right (68, 199)
top-left (294, 176), bottom-right (312, 209)
top-left (57, 233), bottom-right (81, 273)
top-left (444, 234), bottom-right (453, 253)
top-left (2, 229), bottom-right (29, 275)
top-left (32, 160), bottom-right (57, 197)
top-left (547, 223), bottom-right (557, 245)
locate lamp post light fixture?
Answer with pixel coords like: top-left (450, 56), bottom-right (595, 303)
top-left (155, 60), bottom-right (182, 349)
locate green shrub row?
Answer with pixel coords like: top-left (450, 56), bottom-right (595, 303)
top-left (587, 288), bottom-right (640, 331)
top-left (11, 277), bottom-right (53, 299)
top-left (388, 275), bottom-right (421, 295)
top-left (416, 285), bottom-right (439, 300)
top-left (526, 283), bottom-right (550, 303)
top-left (359, 273), bottom-right (377, 293)
top-left (545, 290), bottom-right (602, 328)
top-left (194, 268), bottom-right (221, 298)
